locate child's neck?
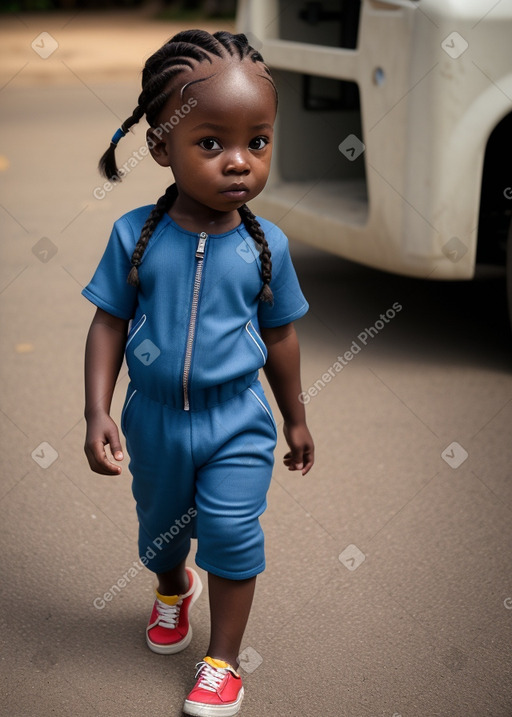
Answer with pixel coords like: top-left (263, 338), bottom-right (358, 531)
top-left (168, 202), bottom-right (241, 235)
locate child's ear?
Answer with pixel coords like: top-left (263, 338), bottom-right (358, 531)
top-left (147, 128), bottom-right (171, 167)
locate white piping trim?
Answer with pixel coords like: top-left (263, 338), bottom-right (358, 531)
top-left (245, 321), bottom-right (266, 361)
top-left (248, 387), bottom-right (277, 433)
top-left (126, 314), bottom-right (147, 347)
top-left (124, 388), bottom-right (137, 413)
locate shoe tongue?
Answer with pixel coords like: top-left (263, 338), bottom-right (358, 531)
top-left (204, 656), bottom-right (231, 670)
top-left (156, 591), bottom-right (180, 606)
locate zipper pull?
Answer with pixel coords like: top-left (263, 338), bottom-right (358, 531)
top-left (196, 232), bottom-right (208, 258)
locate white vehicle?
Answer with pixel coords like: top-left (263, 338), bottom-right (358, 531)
top-left (236, 0), bottom-right (512, 315)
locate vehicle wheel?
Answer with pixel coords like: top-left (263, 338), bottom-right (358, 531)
top-left (507, 217), bottom-right (512, 330)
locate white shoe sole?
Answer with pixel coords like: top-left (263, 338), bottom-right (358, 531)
top-left (146, 625), bottom-right (193, 654)
top-left (182, 686), bottom-right (244, 716)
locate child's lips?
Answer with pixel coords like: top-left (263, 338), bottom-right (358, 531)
top-left (221, 184), bottom-right (249, 200)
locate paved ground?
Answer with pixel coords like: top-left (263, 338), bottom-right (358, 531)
top-left (1, 9), bottom-right (512, 717)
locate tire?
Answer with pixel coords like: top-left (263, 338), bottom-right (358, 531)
top-left (507, 217), bottom-right (512, 330)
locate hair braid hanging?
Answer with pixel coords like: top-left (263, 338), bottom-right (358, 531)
top-left (127, 183), bottom-right (178, 286)
top-left (238, 204), bottom-right (273, 304)
top-left (98, 104), bottom-right (145, 181)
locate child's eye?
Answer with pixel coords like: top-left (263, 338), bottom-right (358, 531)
top-left (199, 138), bottom-right (222, 151)
top-left (249, 137), bottom-right (269, 150)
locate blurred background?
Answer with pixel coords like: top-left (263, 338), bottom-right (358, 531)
top-left (0, 0), bottom-right (235, 17)
top-left (1, 2), bottom-right (512, 716)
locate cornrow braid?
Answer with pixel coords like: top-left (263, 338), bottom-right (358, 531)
top-left (127, 183), bottom-right (178, 287)
top-left (97, 29), bottom-right (277, 295)
top-left (238, 203), bottom-right (273, 304)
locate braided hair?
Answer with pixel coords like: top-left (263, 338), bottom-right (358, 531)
top-left (98, 29), bottom-right (276, 303)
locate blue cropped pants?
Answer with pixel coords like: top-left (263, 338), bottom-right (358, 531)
top-left (121, 379), bottom-right (277, 580)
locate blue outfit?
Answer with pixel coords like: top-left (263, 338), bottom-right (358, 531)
top-left (83, 207), bottom-right (308, 578)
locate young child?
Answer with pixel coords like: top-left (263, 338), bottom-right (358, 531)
top-left (83, 29), bottom-right (314, 716)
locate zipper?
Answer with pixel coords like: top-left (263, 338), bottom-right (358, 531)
top-left (182, 232), bottom-right (208, 411)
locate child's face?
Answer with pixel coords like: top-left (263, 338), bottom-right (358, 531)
top-left (149, 62), bottom-right (277, 223)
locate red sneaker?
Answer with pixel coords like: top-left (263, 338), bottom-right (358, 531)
top-left (183, 656), bottom-right (244, 716)
top-left (146, 567), bottom-right (202, 654)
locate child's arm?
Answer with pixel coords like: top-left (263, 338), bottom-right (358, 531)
top-left (84, 307), bottom-right (129, 475)
top-left (261, 322), bottom-right (314, 475)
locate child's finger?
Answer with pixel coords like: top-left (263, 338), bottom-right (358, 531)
top-left (283, 447), bottom-right (314, 475)
top-left (283, 450), bottom-right (294, 466)
top-left (300, 450), bottom-right (314, 475)
top-left (86, 439), bottom-right (123, 475)
top-left (107, 432), bottom-right (124, 463)
top-left (283, 450), bottom-right (303, 472)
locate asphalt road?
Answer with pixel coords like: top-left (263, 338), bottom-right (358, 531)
top-left (1, 11), bottom-right (512, 717)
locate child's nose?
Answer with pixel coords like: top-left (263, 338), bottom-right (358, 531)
top-left (224, 149), bottom-right (250, 174)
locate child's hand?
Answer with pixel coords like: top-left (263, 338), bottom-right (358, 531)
top-left (283, 421), bottom-right (314, 475)
top-left (84, 413), bottom-right (124, 475)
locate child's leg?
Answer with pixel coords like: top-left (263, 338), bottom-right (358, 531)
top-left (207, 574), bottom-right (256, 668)
top-left (157, 558), bottom-right (189, 595)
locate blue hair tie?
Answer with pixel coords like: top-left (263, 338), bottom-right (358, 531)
top-left (111, 128), bottom-right (126, 146)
